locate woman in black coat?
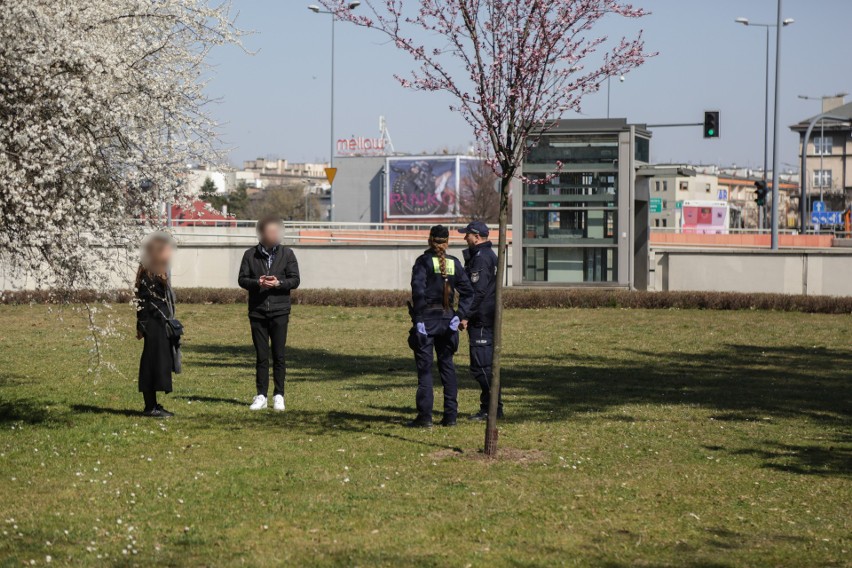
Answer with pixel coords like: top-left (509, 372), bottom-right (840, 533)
top-left (135, 232), bottom-right (179, 417)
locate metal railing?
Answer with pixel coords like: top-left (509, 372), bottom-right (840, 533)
top-left (167, 221), bottom-right (513, 246)
top-left (649, 226), bottom-right (845, 236)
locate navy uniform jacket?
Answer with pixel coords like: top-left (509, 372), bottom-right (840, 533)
top-left (411, 250), bottom-right (474, 321)
top-left (462, 241), bottom-right (497, 328)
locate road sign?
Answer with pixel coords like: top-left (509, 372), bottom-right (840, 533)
top-left (675, 201), bottom-right (683, 210)
top-left (811, 209), bottom-right (842, 226)
top-left (324, 167), bottom-right (338, 184)
top-left (650, 197), bottom-right (663, 213)
top-left (813, 201), bottom-right (826, 213)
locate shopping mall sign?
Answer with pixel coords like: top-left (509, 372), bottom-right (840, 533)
top-left (336, 136), bottom-right (386, 156)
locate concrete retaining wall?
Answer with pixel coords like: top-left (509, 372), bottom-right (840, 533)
top-left (650, 248), bottom-right (852, 296)
top-left (0, 239), bottom-right (513, 292)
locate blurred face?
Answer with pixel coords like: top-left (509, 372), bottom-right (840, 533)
top-left (260, 222), bottom-right (282, 247)
top-left (145, 240), bottom-right (173, 275)
top-left (464, 232), bottom-right (485, 247)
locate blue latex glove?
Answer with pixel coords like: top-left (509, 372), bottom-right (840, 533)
top-left (416, 322), bottom-right (427, 335)
top-left (449, 316), bottom-right (460, 331)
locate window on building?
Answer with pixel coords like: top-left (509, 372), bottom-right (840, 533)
top-left (662, 219), bottom-right (667, 228)
top-left (814, 136), bottom-right (833, 156)
top-left (655, 181), bottom-right (661, 192)
top-left (654, 219), bottom-right (660, 227)
top-left (662, 181), bottom-right (669, 193)
top-left (705, 184), bottom-right (711, 193)
top-left (813, 169), bottom-right (833, 188)
top-left (662, 200), bottom-right (668, 209)
top-left (679, 181), bottom-right (688, 191)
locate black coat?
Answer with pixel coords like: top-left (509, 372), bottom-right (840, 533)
top-left (462, 241), bottom-right (498, 328)
top-left (136, 275), bottom-right (174, 393)
top-left (238, 244), bottom-right (301, 319)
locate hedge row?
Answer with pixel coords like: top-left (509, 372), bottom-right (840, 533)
top-left (2, 288), bottom-right (851, 314)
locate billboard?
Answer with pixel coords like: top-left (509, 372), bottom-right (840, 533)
top-left (386, 157), bottom-right (459, 218)
top-left (679, 200), bottom-right (730, 234)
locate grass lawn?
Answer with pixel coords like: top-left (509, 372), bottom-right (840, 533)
top-left (0, 304), bottom-right (850, 567)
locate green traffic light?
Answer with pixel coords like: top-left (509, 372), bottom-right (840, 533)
top-left (707, 129), bottom-right (715, 136)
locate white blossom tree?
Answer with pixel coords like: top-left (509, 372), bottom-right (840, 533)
top-left (0, 0), bottom-right (242, 295)
top-left (322, 0), bottom-right (652, 455)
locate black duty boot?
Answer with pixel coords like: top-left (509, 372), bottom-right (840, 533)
top-left (405, 416), bottom-right (433, 428)
top-left (439, 416), bottom-right (457, 427)
top-left (469, 409), bottom-right (504, 421)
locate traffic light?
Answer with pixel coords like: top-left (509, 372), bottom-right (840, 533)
top-left (703, 111), bottom-right (720, 139)
top-left (754, 180), bottom-right (767, 206)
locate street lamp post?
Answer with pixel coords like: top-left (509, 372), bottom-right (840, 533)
top-left (606, 74), bottom-right (624, 119)
top-left (798, 93), bottom-right (849, 229)
top-left (308, 2), bottom-right (361, 221)
top-left (735, 15), bottom-right (793, 234)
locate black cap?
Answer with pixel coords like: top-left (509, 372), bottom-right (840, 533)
top-left (458, 221), bottom-right (490, 238)
top-left (429, 225), bottom-right (450, 240)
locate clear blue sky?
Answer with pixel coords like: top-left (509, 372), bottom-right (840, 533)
top-left (207, 0), bottom-right (852, 171)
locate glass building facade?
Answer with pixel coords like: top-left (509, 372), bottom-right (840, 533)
top-left (513, 120), bottom-right (651, 288)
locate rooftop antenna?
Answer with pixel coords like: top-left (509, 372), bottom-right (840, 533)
top-left (379, 116), bottom-right (396, 154)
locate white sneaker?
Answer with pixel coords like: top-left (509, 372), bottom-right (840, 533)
top-left (250, 394), bottom-right (268, 410)
top-left (273, 394), bottom-right (285, 412)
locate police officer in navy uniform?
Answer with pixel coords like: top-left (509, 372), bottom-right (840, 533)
top-left (407, 225), bottom-right (474, 428)
top-left (458, 221), bottom-right (503, 421)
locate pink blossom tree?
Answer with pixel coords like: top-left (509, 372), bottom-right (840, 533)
top-left (323, 0), bottom-right (652, 455)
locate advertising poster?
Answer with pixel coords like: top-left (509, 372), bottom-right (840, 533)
top-left (680, 201), bottom-right (729, 234)
top-left (386, 157), bottom-right (459, 218)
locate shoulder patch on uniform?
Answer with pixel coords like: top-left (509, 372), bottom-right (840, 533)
top-left (471, 271), bottom-right (480, 283)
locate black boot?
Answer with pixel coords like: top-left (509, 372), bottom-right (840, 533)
top-left (439, 416), bottom-right (457, 427)
top-left (405, 416), bottom-right (433, 428)
top-left (469, 409), bottom-right (504, 421)
top-left (154, 404), bottom-right (174, 418)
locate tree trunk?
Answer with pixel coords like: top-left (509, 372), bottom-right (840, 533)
top-left (484, 175), bottom-right (512, 456)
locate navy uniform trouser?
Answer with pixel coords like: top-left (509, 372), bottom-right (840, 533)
top-left (409, 311), bottom-right (459, 421)
top-left (468, 325), bottom-right (502, 413)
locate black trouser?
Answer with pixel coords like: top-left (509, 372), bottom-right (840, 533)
top-left (142, 390), bottom-right (158, 412)
top-left (409, 311), bottom-right (459, 421)
top-left (249, 314), bottom-right (289, 397)
top-left (468, 325), bottom-right (502, 414)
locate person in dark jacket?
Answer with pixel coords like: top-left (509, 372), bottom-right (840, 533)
top-left (406, 225), bottom-right (474, 428)
top-left (458, 221), bottom-right (503, 420)
top-left (136, 232), bottom-right (179, 418)
top-left (238, 216), bottom-right (300, 411)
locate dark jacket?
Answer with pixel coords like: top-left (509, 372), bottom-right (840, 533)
top-left (411, 249), bottom-right (474, 321)
top-left (463, 241), bottom-right (498, 328)
top-left (136, 274), bottom-right (174, 393)
top-left (238, 244), bottom-right (300, 319)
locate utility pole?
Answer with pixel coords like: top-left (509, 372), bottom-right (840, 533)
top-left (769, 0), bottom-right (785, 250)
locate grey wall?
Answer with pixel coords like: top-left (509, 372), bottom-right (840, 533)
top-left (650, 248), bottom-right (852, 296)
top-left (0, 240), bottom-right (514, 292)
top-left (332, 156), bottom-right (385, 222)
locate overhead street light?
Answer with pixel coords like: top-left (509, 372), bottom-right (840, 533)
top-left (735, 17), bottom-right (795, 26)
top-left (797, 93), bottom-right (850, 216)
top-left (734, 9), bottom-right (794, 243)
top-left (606, 74), bottom-right (625, 119)
top-left (307, 1), bottom-right (361, 220)
top-left (310, 1), bottom-right (360, 11)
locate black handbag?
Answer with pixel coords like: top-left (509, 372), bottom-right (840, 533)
top-left (164, 288), bottom-right (183, 339)
top-left (165, 318), bottom-right (184, 339)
